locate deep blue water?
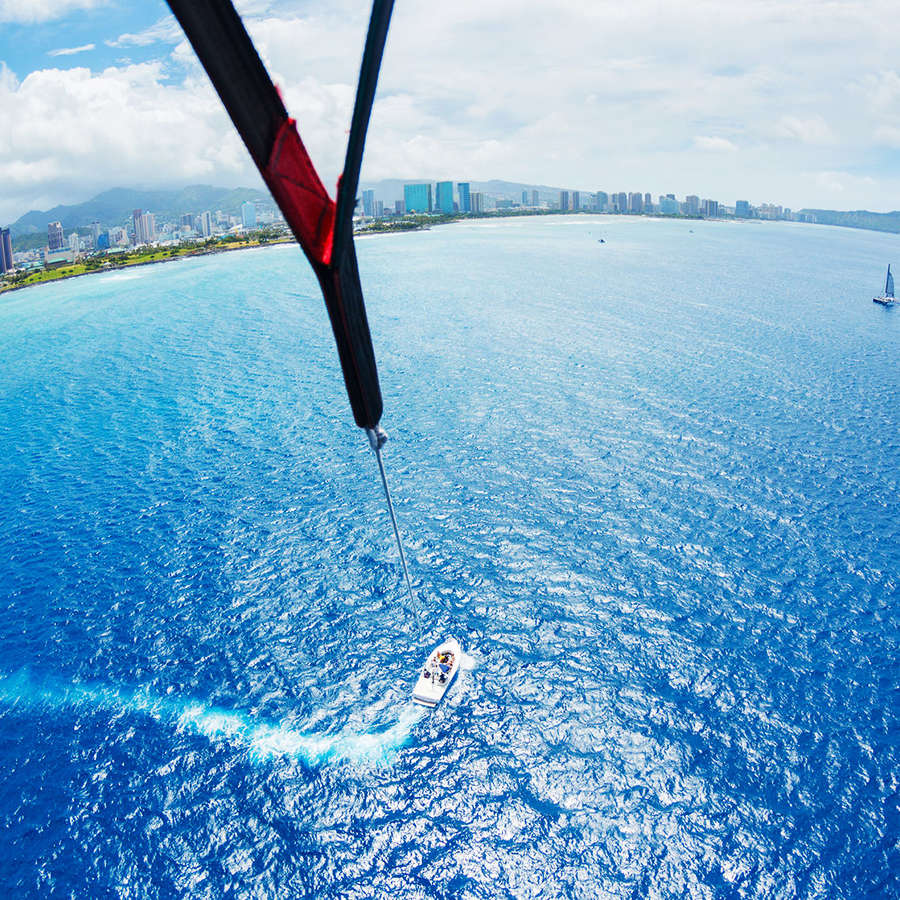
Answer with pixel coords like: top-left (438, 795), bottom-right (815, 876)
top-left (0, 215), bottom-right (897, 898)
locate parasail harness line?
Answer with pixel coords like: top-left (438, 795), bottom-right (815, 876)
top-left (168, 0), bottom-right (458, 702)
top-left (367, 426), bottom-right (416, 609)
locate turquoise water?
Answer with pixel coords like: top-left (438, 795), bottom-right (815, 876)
top-left (0, 216), bottom-right (897, 897)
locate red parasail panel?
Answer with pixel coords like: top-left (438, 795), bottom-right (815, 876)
top-left (263, 118), bottom-right (336, 268)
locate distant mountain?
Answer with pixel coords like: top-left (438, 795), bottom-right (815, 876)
top-left (797, 209), bottom-right (900, 235)
top-left (9, 185), bottom-right (272, 240)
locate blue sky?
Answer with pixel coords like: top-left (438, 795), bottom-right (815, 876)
top-left (0, 2), bottom-right (169, 73)
top-left (1, 0), bottom-right (899, 223)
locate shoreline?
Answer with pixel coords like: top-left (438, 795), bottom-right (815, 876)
top-left (0, 236), bottom-right (300, 297)
top-left (0, 220), bottom-right (438, 298)
top-left (1, 210), bottom-right (883, 298)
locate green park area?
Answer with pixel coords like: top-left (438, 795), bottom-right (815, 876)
top-left (0, 231), bottom-right (293, 295)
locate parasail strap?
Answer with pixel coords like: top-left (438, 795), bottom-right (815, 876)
top-left (366, 427), bottom-right (416, 606)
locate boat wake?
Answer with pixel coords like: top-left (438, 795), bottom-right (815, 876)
top-left (0, 670), bottom-right (426, 767)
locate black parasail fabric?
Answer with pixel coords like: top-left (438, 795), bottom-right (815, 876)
top-left (166, 0), bottom-right (394, 430)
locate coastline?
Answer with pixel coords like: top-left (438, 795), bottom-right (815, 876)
top-left (0, 219), bottom-right (440, 298)
top-left (0, 209), bottom-right (866, 298)
top-left (0, 235), bottom-right (299, 297)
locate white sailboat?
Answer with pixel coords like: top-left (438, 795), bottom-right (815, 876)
top-left (873, 265), bottom-right (895, 306)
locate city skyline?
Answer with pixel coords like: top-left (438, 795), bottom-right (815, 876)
top-left (0, 173), bottom-right (876, 238)
top-left (1, 178), bottom-right (839, 276)
top-left (1, 1), bottom-right (899, 223)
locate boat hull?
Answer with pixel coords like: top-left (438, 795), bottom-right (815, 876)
top-left (413, 638), bottom-right (461, 707)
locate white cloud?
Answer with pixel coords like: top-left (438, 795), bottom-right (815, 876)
top-left (693, 136), bottom-right (739, 152)
top-left (0, 0), bottom-right (103, 24)
top-left (863, 69), bottom-right (900, 113)
top-left (861, 70), bottom-right (900, 147)
top-left (808, 170), bottom-right (877, 196)
top-left (3, 0), bottom-right (900, 221)
top-left (774, 115), bottom-right (834, 144)
top-left (874, 125), bottom-right (900, 148)
top-left (48, 43), bottom-right (95, 57)
top-left (106, 17), bottom-right (181, 48)
top-left (0, 62), bottom-right (255, 222)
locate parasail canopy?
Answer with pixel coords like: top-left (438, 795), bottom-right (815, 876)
top-left (166, 0), bottom-right (394, 430)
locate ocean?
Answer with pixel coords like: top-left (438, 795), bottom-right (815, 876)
top-left (0, 215), bottom-right (897, 898)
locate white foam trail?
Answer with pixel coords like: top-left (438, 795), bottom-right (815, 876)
top-left (0, 670), bottom-right (426, 767)
top-left (459, 651), bottom-right (478, 671)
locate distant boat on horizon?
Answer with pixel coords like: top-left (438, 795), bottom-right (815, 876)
top-left (873, 264), bottom-right (895, 305)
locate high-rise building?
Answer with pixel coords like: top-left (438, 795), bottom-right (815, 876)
top-left (572, 191), bottom-right (581, 211)
top-left (362, 189), bottom-right (375, 217)
top-left (375, 200), bottom-right (384, 218)
top-left (521, 190), bottom-right (529, 206)
top-left (0, 227), bottom-right (12, 273)
top-left (180, 213), bottom-right (195, 230)
top-left (559, 190), bottom-right (569, 211)
top-left (531, 190), bottom-right (540, 208)
top-left (395, 199), bottom-right (404, 215)
top-left (684, 195), bottom-right (700, 215)
top-left (48, 221), bottom-right (65, 251)
top-left (241, 200), bottom-right (257, 229)
top-left (457, 182), bottom-right (471, 213)
top-left (702, 199), bottom-right (719, 218)
top-left (141, 212), bottom-right (156, 243)
top-left (616, 192), bottom-right (628, 213)
top-left (659, 196), bottom-right (679, 215)
top-left (106, 226), bottom-right (125, 246)
top-left (735, 200), bottom-right (751, 218)
top-left (90, 222), bottom-right (101, 248)
top-left (69, 233), bottom-right (81, 254)
top-left (628, 192), bottom-right (643, 213)
top-left (470, 192), bottom-right (484, 213)
top-left (132, 209), bottom-right (156, 244)
top-left (644, 192), bottom-right (652, 211)
top-left (404, 183), bottom-right (432, 213)
top-left (200, 211), bottom-right (213, 237)
top-left (594, 191), bottom-right (608, 211)
top-left (436, 181), bottom-right (454, 214)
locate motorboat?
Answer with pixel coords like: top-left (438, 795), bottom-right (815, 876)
top-left (413, 638), bottom-right (461, 707)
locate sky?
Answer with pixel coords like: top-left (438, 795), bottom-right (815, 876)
top-left (1, 0), bottom-right (899, 224)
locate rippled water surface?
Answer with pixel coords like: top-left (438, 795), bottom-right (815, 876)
top-left (1, 216), bottom-right (898, 898)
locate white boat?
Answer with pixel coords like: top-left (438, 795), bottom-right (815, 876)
top-left (873, 264), bottom-right (895, 306)
top-left (413, 638), bottom-right (461, 707)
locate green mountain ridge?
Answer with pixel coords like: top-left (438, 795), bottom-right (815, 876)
top-left (797, 208), bottom-right (900, 235)
top-left (9, 185), bottom-right (272, 241)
